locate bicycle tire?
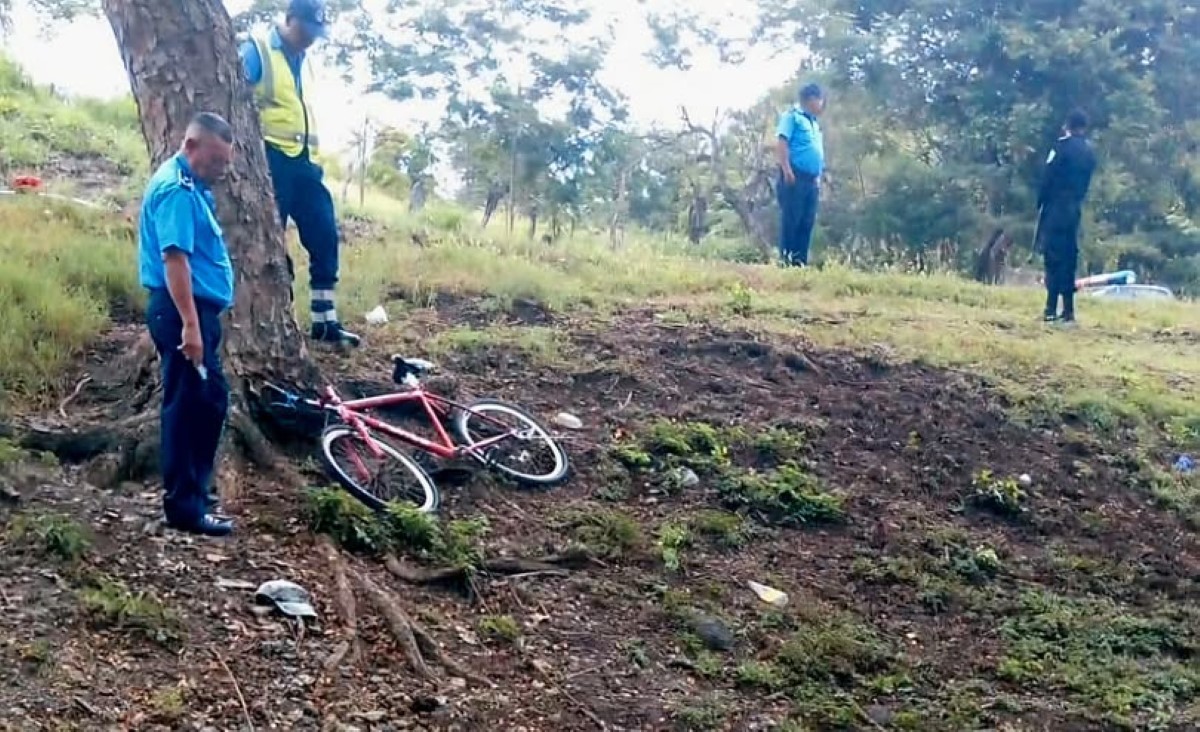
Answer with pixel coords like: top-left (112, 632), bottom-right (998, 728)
top-left (319, 424), bottom-right (440, 513)
top-left (453, 399), bottom-right (571, 487)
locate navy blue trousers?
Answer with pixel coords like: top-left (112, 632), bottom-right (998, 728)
top-left (266, 146), bottom-right (340, 295)
top-left (1039, 210), bottom-right (1081, 319)
top-left (777, 173), bottom-right (820, 266)
top-left (147, 289), bottom-right (229, 528)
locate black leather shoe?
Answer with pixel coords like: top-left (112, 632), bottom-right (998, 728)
top-left (311, 322), bottom-right (362, 347)
top-left (168, 514), bottom-right (234, 537)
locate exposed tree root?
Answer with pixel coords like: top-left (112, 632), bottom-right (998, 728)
top-left (315, 539), bottom-right (493, 685)
top-left (350, 567), bottom-right (436, 681)
top-left (317, 537), bottom-right (362, 673)
top-left (411, 623), bottom-right (493, 688)
top-left (383, 547), bottom-right (594, 586)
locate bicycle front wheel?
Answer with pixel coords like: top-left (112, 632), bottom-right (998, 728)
top-left (453, 399), bottom-right (570, 487)
top-left (319, 424), bottom-right (440, 513)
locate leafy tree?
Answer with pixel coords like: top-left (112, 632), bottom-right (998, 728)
top-left (757, 0), bottom-right (1200, 286)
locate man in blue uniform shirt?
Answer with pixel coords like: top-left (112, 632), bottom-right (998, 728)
top-left (1036, 109), bottom-right (1097, 325)
top-left (139, 112), bottom-right (236, 537)
top-left (776, 83), bottom-right (826, 267)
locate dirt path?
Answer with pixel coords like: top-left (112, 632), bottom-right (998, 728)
top-left (2, 306), bottom-right (1197, 731)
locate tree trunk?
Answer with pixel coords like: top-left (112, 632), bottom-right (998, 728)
top-left (101, 0), bottom-right (318, 468)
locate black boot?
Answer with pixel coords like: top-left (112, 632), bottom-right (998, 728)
top-left (311, 321), bottom-right (362, 347)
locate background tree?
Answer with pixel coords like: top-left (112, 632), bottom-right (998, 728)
top-left (754, 0), bottom-right (1200, 289)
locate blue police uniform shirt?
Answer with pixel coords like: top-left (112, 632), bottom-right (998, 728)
top-left (777, 107), bottom-right (824, 177)
top-left (238, 26), bottom-right (306, 92)
top-left (138, 154), bottom-right (235, 309)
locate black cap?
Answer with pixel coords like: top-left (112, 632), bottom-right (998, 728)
top-left (1066, 109), bottom-right (1089, 131)
top-left (799, 83), bottom-right (824, 101)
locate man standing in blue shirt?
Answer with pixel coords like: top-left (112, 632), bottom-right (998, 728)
top-left (238, 0), bottom-right (361, 347)
top-left (775, 83), bottom-right (826, 267)
top-left (139, 112), bottom-right (236, 537)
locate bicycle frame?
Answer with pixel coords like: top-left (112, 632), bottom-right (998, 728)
top-left (317, 383), bottom-right (518, 461)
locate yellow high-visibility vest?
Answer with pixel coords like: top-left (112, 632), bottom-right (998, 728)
top-left (250, 34), bottom-right (319, 160)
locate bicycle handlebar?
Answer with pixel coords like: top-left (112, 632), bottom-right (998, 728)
top-left (262, 381), bottom-right (327, 410)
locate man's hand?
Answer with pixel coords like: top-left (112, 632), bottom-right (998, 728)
top-left (782, 166), bottom-right (796, 185)
top-left (180, 321), bottom-right (203, 366)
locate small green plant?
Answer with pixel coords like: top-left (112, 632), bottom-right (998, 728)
top-left (736, 660), bottom-right (786, 690)
top-left (641, 420), bottom-right (735, 471)
top-left (718, 463), bottom-right (846, 527)
top-left (0, 438), bottom-right (25, 466)
top-left (611, 443), bottom-right (653, 470)
top-left (305, 488), bottom-right (488, 568)
top-left (560, 508), bottom-right (644, 559)
top-left (78, 574), bottom-right (181, 647)
top-left (690, 509), bottom-right (750, 549)
top-left (478, 614), bottom-right (522, 643)
top-left (751, 427), bottom-right (807, 462)
top-left (149, 685), bottom-right (186, 722)
top-left (304, 488), bottom-right (390, 553)
top-left (776, 613), bottom-right (894, 685)
top-left (969, 470), bottom-right (1027, 516)
top-left (657, 520), bottom-right (693, 572)
top-left (672, 696), bottom-right (729, 731)
top-left (726, 281), bottom-right (754, 316)
top-left (8, 512), bottom-right (91, 562)
top-left (17, 639), bottom-right (52, 668)
top-left (383, 502), bottom-right (444, 554)
top-left (952, 544), bottom-right (1003, 583)
top-left (440, 516), bottom-right (490, 570)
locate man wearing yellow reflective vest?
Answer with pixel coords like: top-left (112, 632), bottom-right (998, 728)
top-left (238, 0), bottom-right (360, 347)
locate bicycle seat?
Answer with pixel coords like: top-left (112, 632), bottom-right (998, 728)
top-left (391, 355), bottom-right (436, 384)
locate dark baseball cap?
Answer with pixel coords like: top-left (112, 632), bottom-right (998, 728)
top-left (287, 0), bottom-right (328, 39)
top-left (799, 83), bottom-right (824, 101)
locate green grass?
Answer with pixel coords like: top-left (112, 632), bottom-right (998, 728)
top-left (0, 57), bottom-right (144, 175)
top-left (0, 197), bottom-right (141, 401)
top-left (1, 49), bottom-right (1198, 456)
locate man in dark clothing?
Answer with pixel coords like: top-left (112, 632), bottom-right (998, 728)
top-left (1036, 109), bottom-right (1097, 324)
top-left (239, 0), bottom-right (361, 347)
top-left (775, 83), bottom-right (826, 267)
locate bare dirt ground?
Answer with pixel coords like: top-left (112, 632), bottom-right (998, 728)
top-left (2, 300), bottom-right (1197, 732)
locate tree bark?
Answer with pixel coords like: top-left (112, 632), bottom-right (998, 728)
top-left (102, 0), bottom-right (318, 401)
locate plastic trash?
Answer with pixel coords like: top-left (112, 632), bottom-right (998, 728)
top-left (365, 305), bottom-right (388, 325)
top-left (748, 580), bottom-right (789, 607)
top-left (554, 412), bottom-right (583, 430)
top-left (1175, 455), bottom-right (1194, 474)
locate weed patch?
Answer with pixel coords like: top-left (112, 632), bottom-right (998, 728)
top-left (968, 469), bottom-right (1029, 517)
top-left (478, 614), bottom-right (522, 644)
top-left (78, 574), bottom-right (181, 647)
top-left (7, 511), bottom-right (91, 562)
top-left (558, 507), bottom-right (644, 559)
top-left (304, 488), bottom-right (489, 569)
top-left (996, 590), bottom-right (1200, 727)
top-left (718, 463), bottom-right (846, 527)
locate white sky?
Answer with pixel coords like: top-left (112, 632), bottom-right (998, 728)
top-left (4, 0), bottom-right (802, 157)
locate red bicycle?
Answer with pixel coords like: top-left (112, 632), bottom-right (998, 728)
top-left (262, 355), bottom-right (571, 513)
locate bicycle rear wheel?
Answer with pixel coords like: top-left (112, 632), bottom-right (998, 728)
top-left (319, 424), bottom-right (440, 513)
top-left (453, 399), bottom-right (570, 487)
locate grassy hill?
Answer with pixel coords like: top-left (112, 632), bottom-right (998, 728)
top-left (1, 58), bottom-right (1199, 731)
